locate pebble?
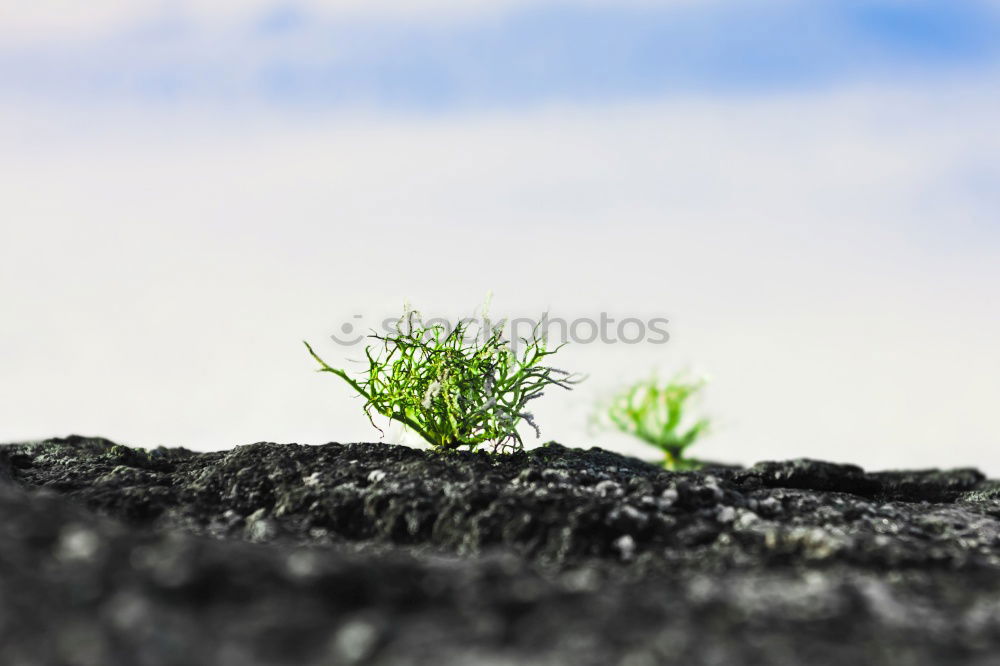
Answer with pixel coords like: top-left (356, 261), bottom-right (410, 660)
top-left (716, 506), bottom-right (737, 524)
top-left (595, 480), bottom-right (624, 498)
top-left (613, 534), bottom-right (637, 561)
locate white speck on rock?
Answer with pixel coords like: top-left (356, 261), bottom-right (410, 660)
top-left (613, 534), bottom-right (636, 561)
top-left (658, 487), bottom-right (679, 510)
top-left (286, 550), bottom-right (320, 578)
top-left (367, 469), bottom-right (387, 483)
top-left (303, 472), bottom-right (322, 487)
top-left (716, 506), bottom-right (737, 524)
top-left (758, 497), bottom-right (782, 514)
top-left (704, 483), bottom-right (724, 502)
top-left (331, 620), bottom-right (379, 664)
top-left (245, 509), bottom-right (279, 542)
top-left (56, 524), bottom-right (101, 562)
top-left (562, 567), bottom-right (601, 592)
top-left (595, 480), bottom-right (624, 498)
top-left (613, 505), bottom-right (650, 530)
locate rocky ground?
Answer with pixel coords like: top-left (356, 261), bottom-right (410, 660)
top-left (3, 435), bottom-right (1000, 665)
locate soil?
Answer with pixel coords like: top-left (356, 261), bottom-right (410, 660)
top-left (3, 434), bottom-right (1000, 665)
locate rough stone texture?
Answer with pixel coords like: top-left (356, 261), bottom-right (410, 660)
top-left (3, 435), bottom-right (1000, 665)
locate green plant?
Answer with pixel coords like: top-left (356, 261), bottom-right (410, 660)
top-left (597, 375), bottom-right (710, 470)
top-left (305, 308), bottom-right (582, 453)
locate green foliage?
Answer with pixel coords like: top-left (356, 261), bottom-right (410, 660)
top-left (306, 308), bottom-right (582, 453)
top-left (597, 375), bottom-right (710, 470)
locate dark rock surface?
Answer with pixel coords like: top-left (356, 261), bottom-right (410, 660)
top-left (3, 435), bottom-right (1000, 665)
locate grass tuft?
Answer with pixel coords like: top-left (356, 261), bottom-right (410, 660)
top-left (306, 306), bottom-right (582, 453)
top-left (596, 375), bottom-right (710, 470)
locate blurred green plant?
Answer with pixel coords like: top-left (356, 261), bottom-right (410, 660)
top-left (596, 375), bottom-right (710, 470)
top-left (305, 307), bottom-right (582, 453)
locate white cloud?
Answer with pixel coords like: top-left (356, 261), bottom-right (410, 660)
top-left (0, 0), bottom-right (709, 44)
top-left (0, 0), bottom-right (148, 42)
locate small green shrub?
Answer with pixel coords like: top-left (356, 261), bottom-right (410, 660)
top-left (597, 375), bottom-right (710, 470)
top-left (305, 307), bottom-right (582, 453)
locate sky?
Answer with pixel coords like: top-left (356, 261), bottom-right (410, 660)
top-left (3, 1), bottom-right (1000, 106)
top-left (1, 0), bottom-right (998, 471)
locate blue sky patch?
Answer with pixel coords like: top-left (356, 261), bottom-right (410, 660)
top-left (1, 0), bottom-right (997, 109)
